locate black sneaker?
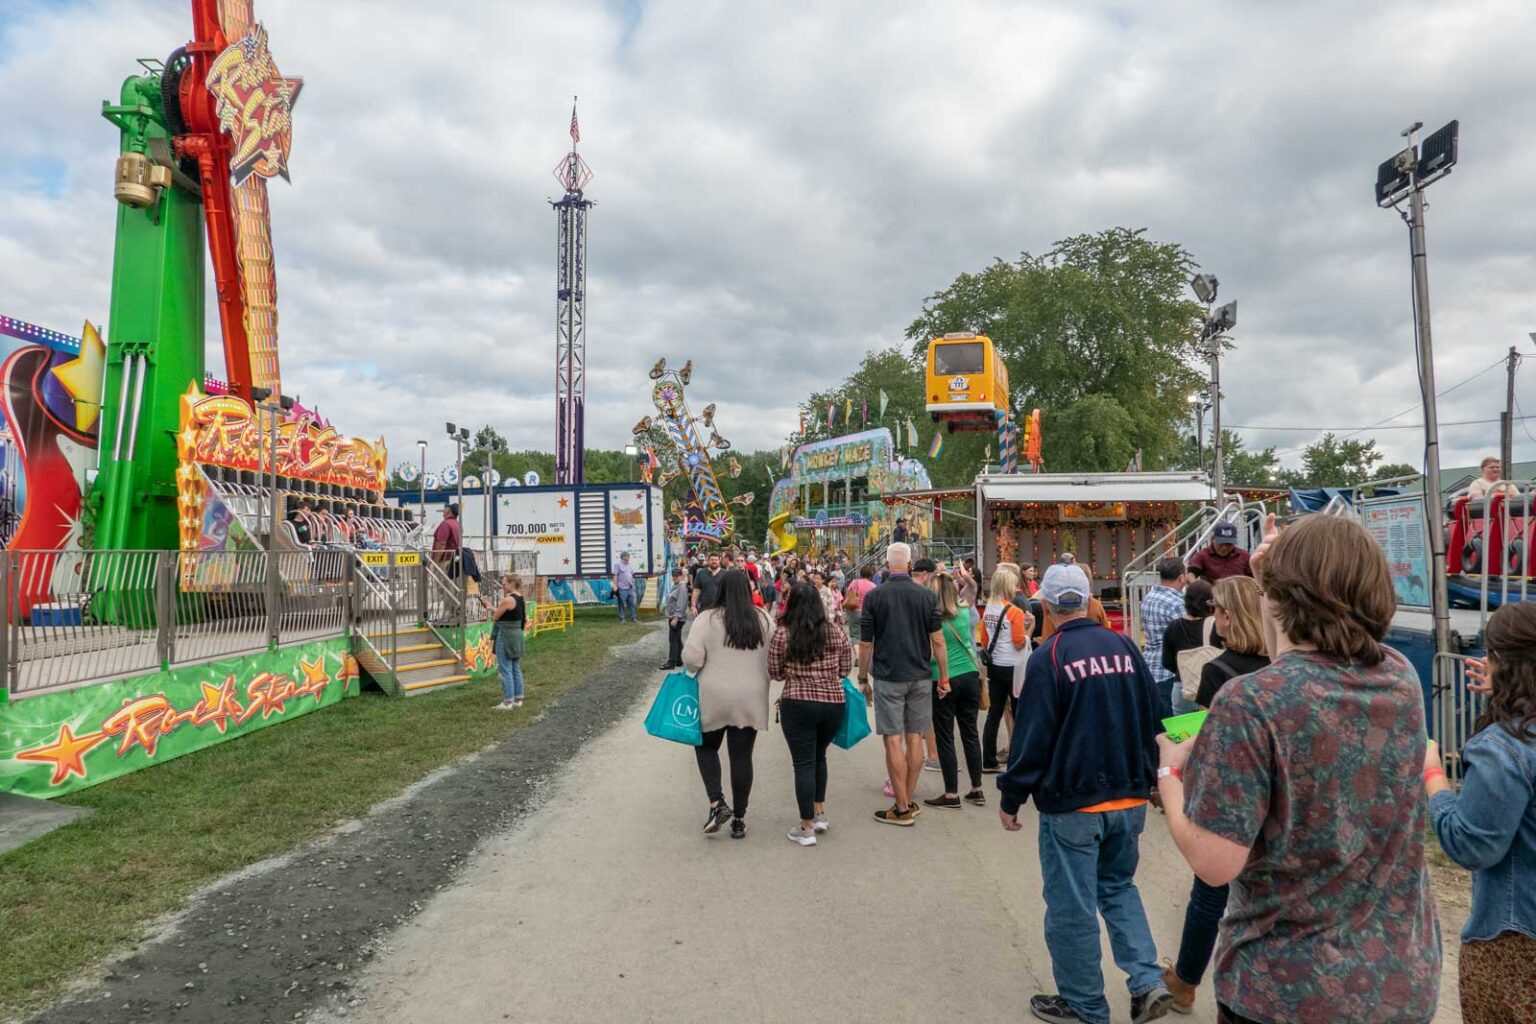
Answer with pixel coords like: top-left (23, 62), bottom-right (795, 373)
top-left (1131, 985), bottom-right (1174, 1023)
top-left (923, 794), bottom-right (962, 810)
top-left (1029, 995), bottom-right (1085, 1022)
top-left (703, 803), bottom-right (733, 834)
top-left (729, 817), bottom-right (746, 839)
top-left (964, 789), bottom-right (987, 806)
top-left (981, 763), bottom-right (1003, 774)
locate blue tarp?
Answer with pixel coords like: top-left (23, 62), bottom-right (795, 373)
top-left (1288, 486), bottom-right (1401, 513)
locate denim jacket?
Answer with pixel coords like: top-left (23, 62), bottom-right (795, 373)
top-left (1430, 722), bottom-right (1536, 943)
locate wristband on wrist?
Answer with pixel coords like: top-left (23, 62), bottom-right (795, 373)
top-left (1157, 765), bottom-right (1182, 782)
top-left (1423, 767), bottom-right (1446, 783)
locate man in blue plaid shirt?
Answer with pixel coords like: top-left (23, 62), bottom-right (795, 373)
top-left (1138, 557), bottom-right (1186, 719)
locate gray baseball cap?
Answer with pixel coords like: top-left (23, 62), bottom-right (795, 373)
top-left (1039, 564), bottom-right (1090, 608)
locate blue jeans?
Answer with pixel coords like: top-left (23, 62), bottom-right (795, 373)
top-left (1038, 805), bottom-right (1163, 1024)
top-left (1170, 679), bottom-right (1198, 716)
top-left (616, 589), bottom-right (637, 621)
top-left (497, 632), bottom-right (524, 702)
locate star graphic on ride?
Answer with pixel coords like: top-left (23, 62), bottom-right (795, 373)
top-left (206, 23), bottom-right (303, 187)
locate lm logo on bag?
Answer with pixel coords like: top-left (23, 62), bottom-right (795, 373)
top-left (670, 694), bottom-right (700, 729)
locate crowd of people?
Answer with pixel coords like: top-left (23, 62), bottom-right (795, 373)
top-left (641, 515), bottom-right (1535, 1024)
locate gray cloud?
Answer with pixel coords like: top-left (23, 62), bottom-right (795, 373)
top-left (1, 0), bottom-right (1533, 478)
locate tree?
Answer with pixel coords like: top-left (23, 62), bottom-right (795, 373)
top-left (905, 227), bottom-right (1208, 472)
top-left (1279, 433), bottom-right (1386, 488)
top-left (1372, 462), bottom-right (1419, 483)
top-left (1170, 429), bottom-right (1282, 488)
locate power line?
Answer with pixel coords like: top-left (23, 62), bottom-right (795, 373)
top-left (1261, 355), bottom-right (1508, 457)
top-left (1228, 415), bottom-right (1535, 433)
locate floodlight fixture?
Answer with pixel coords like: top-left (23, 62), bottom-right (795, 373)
top-left (1375, 148), bottom-right (1415, 207)
top-left (445, 422), bottom-right (456, 436)
top-left (459, 427), bottom-right (470, 441)
top-left (250, 386), bottom-right (272, 402)
top-left (1213, 301), bottom-right (1238, 332)
top-left (1190, 274), bottom-right (1219, 304)
top-left (416, 439), bottom-right (427, 450)
top-left (1416, 120), bottom-right (1459, 186)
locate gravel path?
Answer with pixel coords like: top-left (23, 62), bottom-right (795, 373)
top-left (23, 628), bottom-right (664, 1024)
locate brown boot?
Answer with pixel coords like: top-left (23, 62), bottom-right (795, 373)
top-left (1162, 960), bottom-right (1196, 1014)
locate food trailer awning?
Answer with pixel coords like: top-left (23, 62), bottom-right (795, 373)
top-left (978, 472), bottom-right (1214, 505)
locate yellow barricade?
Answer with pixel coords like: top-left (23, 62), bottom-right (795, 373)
top-left (530, 600), bottom-right (574, 637)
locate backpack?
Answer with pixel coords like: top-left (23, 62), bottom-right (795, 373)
top-left (1177, 617), bottom-right (1221, 702)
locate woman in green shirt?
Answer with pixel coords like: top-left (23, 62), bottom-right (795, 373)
top-left (924, 569), bottom-right (986, 809)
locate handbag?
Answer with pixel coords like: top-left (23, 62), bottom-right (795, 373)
top-left (832, 678), bottom-right (872, 749)
top-left (1177, 617), bottom-right (1222, 703)
top-left (979, 605), bottom-right (1007, 668)
top-left (643, 670), bottom-right (703, 746)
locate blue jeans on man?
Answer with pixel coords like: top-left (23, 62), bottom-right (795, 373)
top-left (616, 588), bottom-right (637, 622)
top-left (1037, 805), bottom-right (1164, 1024)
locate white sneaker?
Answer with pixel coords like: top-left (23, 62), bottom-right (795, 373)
top-left (492, 701), bottom-right (514, 710)
top-left (786, 826), bottom-right (817, 846)
top-left (513, 698), bottom-right (524, 707)
top-left (812, 815), bottom-right (830, 833)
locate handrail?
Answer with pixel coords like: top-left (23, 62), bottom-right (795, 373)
top-left (419, 555), bottom-right (468, 659)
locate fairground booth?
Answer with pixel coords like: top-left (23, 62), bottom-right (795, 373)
top-left (974, 470), bottom-right (1214, 611)
top-left (767, 428), bottom-right (933, 557)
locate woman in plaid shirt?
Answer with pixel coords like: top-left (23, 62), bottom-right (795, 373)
top-left (768, 581), bottom-right (853, 847)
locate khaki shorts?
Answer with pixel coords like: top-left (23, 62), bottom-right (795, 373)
top-left (873, 677), bottom-right (932, 736)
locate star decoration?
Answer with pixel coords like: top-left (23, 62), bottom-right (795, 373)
top-left (338, 655), bottom-right (360, 687)
top-left (557, 497), bottom-right (569, 508)
top-left (298, 656), bottom-right (330, 689)
top-left (51, 321), bottom-right (106, 433)
top-left (16, 723), bottom-right (110, 785)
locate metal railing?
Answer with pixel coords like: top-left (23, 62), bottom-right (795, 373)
top-left (1431, 652), bottom-right (1486, 786)
top-left (2, 545), bottom-right (461, 700)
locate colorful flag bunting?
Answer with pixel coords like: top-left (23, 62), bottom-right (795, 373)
top-left (827, 403), bottom-right (835, 430)
top-left (861, 397), bottom-right (868, 424)
top-left (844, 397), bottom-right (853, 425)
top-left (905, 416), bottom-right (918, 449)
top-left (879, 390), bottom-right (889, 421)
top-left (928, 430), bottom-right (944, 459)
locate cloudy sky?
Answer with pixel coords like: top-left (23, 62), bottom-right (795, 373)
top-left (2, 0), bottom-right (1534, 479)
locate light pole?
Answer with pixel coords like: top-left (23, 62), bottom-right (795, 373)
top-left (416, 440), bottom-right (427, 533)
top-left (624, 443), bottom-right (638, 483)
top-left (446, 422), bottom-right (469, 622)
top-left (251, 386), bottom-right (294, 647)
top-left (1189, 274), bottom-right (1236, 499)
top-left (1187, 392), bottom-right (1210, 476)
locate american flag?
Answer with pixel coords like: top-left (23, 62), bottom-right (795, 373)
top-left (569, 98), bottom-right (580, 144)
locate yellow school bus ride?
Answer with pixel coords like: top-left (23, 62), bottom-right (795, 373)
top-left (925, 332), bottom-right (1009, 430)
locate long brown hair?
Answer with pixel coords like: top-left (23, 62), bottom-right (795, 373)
top-left (1259, 515), bottom-right (1395, 666)
top-left (1477, 603), bottom-right (1536, 740)
top-left (927, 571), bottom-right (960, 619)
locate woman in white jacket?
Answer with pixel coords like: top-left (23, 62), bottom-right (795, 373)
top-left (682, 568), bottom-right (774, 840)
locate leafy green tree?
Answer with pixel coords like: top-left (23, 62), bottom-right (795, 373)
top-left (1372, 462), bottom-right (1419, 483)
top-left (905, 227), bottom-right (1208, 472)
top-left (1277, 433), bottom-right (1386, 488)
top-left (1170, 429), bottom-right (1282, 487)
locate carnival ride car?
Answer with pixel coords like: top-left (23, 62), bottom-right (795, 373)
top-left (925, 332), bottom-right (1008, 430)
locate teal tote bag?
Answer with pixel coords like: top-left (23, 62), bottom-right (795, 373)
top-left (644, 671), bottom-right (703, 746)
top-left (832, 677), bottom-right (872, 749)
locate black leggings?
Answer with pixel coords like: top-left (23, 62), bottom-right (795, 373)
top-left (695, 726), bottom-right (756, 819)
top-left (1175, 875), bottom-right (1231, 986)
top-left (933, 672), bottom-right (983, 793)
top-left (981, 662), bottom-right (1017, 767)
top-left (779, 698), bottom-right (843, 821)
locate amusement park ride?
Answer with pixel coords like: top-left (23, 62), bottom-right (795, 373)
top-left (632, 359), bottom-right (750, 542)
top-left (91, 0), bottom-right (391, 560)
top-left (924, 332), bottom-right (1040, 473)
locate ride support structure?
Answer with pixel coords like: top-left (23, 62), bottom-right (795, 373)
top-left (552, 99), bottom-right (593, 487)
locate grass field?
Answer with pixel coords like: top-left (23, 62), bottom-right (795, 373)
top-left (0, 613), bottom-right (640, 1018)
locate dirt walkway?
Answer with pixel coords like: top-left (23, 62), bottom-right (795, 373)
top-left (327, 670), bottom-right (1468, 1024)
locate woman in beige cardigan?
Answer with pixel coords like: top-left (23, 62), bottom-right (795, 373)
top-left (682, 568), bottom-right (774, 840)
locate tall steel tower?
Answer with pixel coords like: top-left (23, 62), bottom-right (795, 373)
top-left (552, 97), bottom-right (593, 486)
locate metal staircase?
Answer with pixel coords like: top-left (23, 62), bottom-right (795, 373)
top-left (349, 551), bottom-right (472, 697)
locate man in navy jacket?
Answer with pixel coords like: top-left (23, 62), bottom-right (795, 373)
top-left (998, 563), bottom-right (1174, 1024)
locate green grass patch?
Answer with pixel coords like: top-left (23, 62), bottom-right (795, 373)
top-left (0, 615), bottom-right (636, 1018)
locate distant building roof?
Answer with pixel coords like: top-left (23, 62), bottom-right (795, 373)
top-left (1398, 460), bottom-right (1536, 497)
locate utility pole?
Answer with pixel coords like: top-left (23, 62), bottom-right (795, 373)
top-left (1502, 345), bottom-right (1520, 473)
top-left (1210, 341), bottom-right (1224, 499)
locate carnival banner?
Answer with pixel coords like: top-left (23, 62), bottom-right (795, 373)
top-left (0, 637), bottom-right (359, 799)
top-left (1362, 495), bottom-right (1431, 608)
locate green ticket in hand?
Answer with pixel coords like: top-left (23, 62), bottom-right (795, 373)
top-left (1162, 710), bottom-right (1209, 744)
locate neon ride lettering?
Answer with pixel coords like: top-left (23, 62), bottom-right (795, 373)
top-left (15, 657), bottom-right (340, 785)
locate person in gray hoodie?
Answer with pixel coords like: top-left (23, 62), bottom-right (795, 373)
top-left (662, 565), bottom-right (690, 670)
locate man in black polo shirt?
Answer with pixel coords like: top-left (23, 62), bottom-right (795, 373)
top-left (859, 542), bottom-right (947, 826)
top-left (692, 551), bottom-right (723, 615)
